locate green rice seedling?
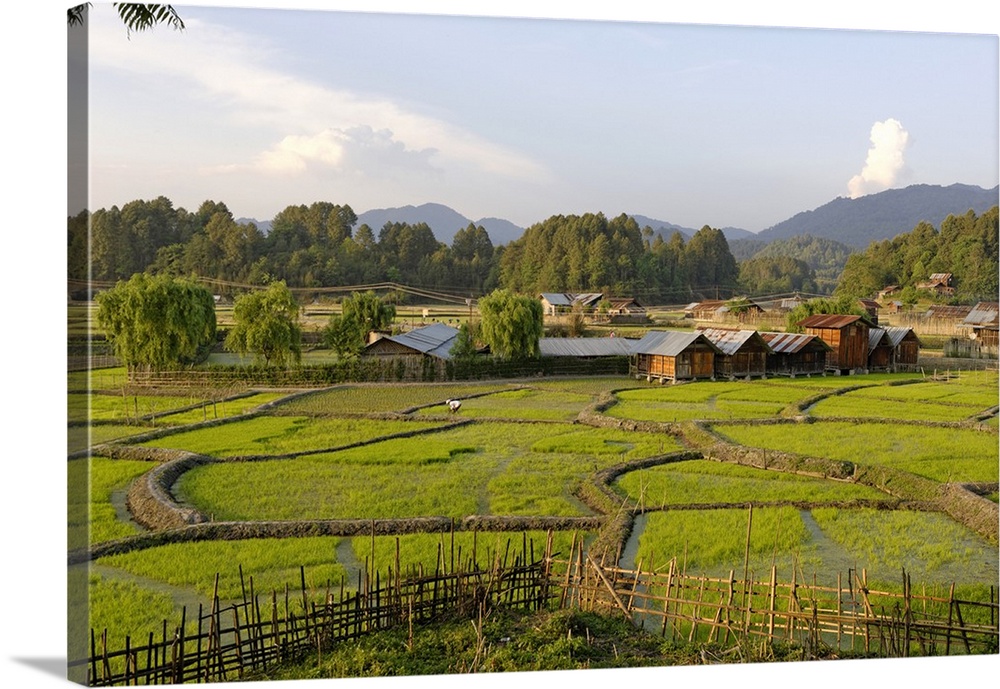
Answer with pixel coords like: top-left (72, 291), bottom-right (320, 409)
top-left (87, 573), bottom-right (181, 646)
top-left (529, 426), bottom-right (681, 459)
top-left (154, 392), bottom-right (292, 425)
top-left (142, 415), bottom-right (443, 457)
top-left (177, 451), bottom-right (498, 521)
top-left (616, 459), bottom-right (887, 507)
top-left (810, 508), bottom-right (999, 585)
top-left (84, 392), bottom-right (214, 422)
top-left (810, 395), bottom-right (985, 422)
top-left (716, 422), bottom-right (998, 483)
top-left (278, 383), bottom-right (510, 415)
top-left (87, 456), bottom-right (155, 544)
top-left (97, 537), bottom-right (347, 601)
top-left (353, 531), bottom-right (589, 577)
top-left (519, 377), bottom-right (647, 397)
top-left (633, 507), bottom-right (811, 574)
top-left (417, 388), bottom-right (594, 422)
top-left (176, 422), bottom-right (634, 521)
top-left (69, 423), bottom-right (155, 454)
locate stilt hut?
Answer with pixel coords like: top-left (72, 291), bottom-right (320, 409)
top-left (797, 314), bottom-right (872, 373)
top-left (759, 331), bottom-right (832, 377)
top-left (883, 326), bottom-right (922, 370)
top-left (867, 327), bottom-right (894, 372)
top-left (698, 328), bottom-right (772, 379)
top-left (630, 330), bottom-right (722, 383)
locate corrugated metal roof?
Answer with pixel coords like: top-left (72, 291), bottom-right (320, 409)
top-left (539, 337), bottom-right (634, 357)
top-left (380, 323), bottom-right (459, 359)
top-left (758, 331), bottom-right (831, 354)
top-left (798, 314), bottom-right (864, 329)
top-left (540, 293), bottom-right (573, 306)
top-left (631, 330), bottom-right (721, 356)
top-left (883, 326), bottom-right (920, 347)
top-left (964, 302), bottom-right (999, 326)
top-left (868, 327), bottom-right (890, 352)
top-left (926, 304), bottom-right (972, 319)
top-left (697, 328), bottom-right (771, 356)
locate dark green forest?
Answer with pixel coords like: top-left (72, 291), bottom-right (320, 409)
top-left (68, 196), bottom-right (998, 304)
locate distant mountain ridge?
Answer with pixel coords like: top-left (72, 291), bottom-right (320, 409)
top-left (355, 203), bottom-right (524, 246)
top-left (238, 183), bottom-right (997, 250)
top-left (755, 183), bottom-right (999, 248)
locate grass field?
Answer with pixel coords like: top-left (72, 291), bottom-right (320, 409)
top-left (73, 368), bottom-right (999, 659)
top-left (615, 459), bottom-right (887, 507)
top-left (142, 415), bottom-right (445, 457)
top-left (715, 422), bottom-right (998, 483)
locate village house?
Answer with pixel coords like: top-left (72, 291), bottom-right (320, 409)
top-left (857, 299), bottom-right (881, 325)
top-left (759, 331), bottom-right (832, 377)
top-left (797, 314), bottom-right (873, 373)
top-left (539, 292), bottom-right (603, 317)
top-left (925, 303), bottom-right (973, 323)
top-left (604, 297), bottom-right (648, 324)
top-left (697, 327), bottom-right (772, 379)
top-left (362, 322), bottom-right (460, 360)
top-left (916, 273), bottom-right (955, 297)
top-left (538, 336), bottom-right (634, 359)
top-left (962, 302), bottom-right (999, 347)
top-left (629, 330), bottom-right (722, 383)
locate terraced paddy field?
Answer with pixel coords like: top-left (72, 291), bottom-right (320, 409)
top-left (72, 369), bottom-right (999, 662)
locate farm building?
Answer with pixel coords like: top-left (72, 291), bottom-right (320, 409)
top-left (629, 330), bottom-right (722, 383)
top-left (925, 304), bottom-right (973, 322)
top-left (604, 297), bottom-right (648, 323)
top-left (962, 302), bottom-right (999, 347)
top-left (697, 328), bottom-right (772, 379)
top-left (916, 273), bottom-right (955, 296)
top-left (362, 322), bottom-right (460, 360)
top-left (759, 331), bottom-right (832, 377)
top-left (683, 300), bottom-right (728, 320)
top-left (797, 314), bottom-right (872, 373)
top-left (857, 299), bottom-right (881, 324)
top-left (867, 328), bottom-right (894, 372)
top-left (883, 326), bottom-right (922, 370)
top-left (539, 336), bottom-right (634, 359)
top-left (539, 292), bottom-right (603, 317)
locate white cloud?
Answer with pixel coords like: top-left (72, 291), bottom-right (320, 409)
top-left (88, 12), bottom-right (547, 182)
top-left (847, 118), bottom-right (910, 198)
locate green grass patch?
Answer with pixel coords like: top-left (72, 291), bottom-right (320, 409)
top-left (142, 415), bottom-right (443, 456)
top-left (810, 508), bottom-right (998, 583)
top-left (810, 395), bottom-right (986, 422)
top-left (88, 573), bottom-right (181, 641)
top-left (96, 537), bottom-right (347, 601)
top-left (154, 392), bottom-right (291, 424)
top-left (87, 456), bottom-right (155, 544)
top-left (616, 459), bottom-right (887, 507)
top-left (635, 507), bottom-right (811, 573)
top-left (278, 383), bottom-right (510, 414)
top-left (716, 422), bottom-right (998, 483)
top-left (177, 422), bottom-right (647, 520)
top-left (529, 426), bottom-right (681, 458)
top-left (354, 531), bottom-right (589, 578)
top-left (417, 388), bottom-right (593, 422)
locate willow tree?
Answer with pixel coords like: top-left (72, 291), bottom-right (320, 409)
top-left (477, 289), bottom-right (543, 360)
top-left (96, 273), bottom-right (216, 373)
top-left (225, 281), bottom-right (302, 367)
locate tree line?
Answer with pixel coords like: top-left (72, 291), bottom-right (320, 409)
top-left (833, 206), bottom-right (998, 303)
top-left (69, 196), bottom-right (998, 304)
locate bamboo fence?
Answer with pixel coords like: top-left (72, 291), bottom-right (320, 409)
top-left (74, 530), bottom-right (998, 686)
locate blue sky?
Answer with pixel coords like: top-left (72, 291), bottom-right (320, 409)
top-left (80, 1), bottom-right (999, 233)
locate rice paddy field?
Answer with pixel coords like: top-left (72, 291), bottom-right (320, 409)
top-left (73, 369), bottom-right (999, 651)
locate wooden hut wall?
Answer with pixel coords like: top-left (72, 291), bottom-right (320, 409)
top-left (868, 345), bottom-right (893, 371)
top-left (805, 323), bottom-right (869, 370)
top-left (895, 334), bottom-right (921, 366)
top-left (715, 348), bottom-right (768, 378)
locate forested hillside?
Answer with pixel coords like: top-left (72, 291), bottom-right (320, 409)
top-left (68, 195), bottom-right (997, 305)
top-left (834, 207), bottom-right (998, 302)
